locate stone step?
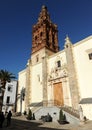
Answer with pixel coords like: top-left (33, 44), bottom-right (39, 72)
top-left (61, 106), bottom-right (80, 119)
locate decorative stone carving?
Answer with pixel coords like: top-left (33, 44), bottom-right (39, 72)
top-left (48, 64), bottom-right (68, 81)
top-left (61, 69), bottom-right (68, 78)
top-left (31, 6), bottom-right (59, 54)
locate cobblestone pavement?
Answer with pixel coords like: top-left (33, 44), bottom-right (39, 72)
top-left (1, 116), bottom-right (92, 130)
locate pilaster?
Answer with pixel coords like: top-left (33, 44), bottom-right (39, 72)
top-left (64, 36), bottom-right (79, 109)
top-left (42, 53), bottom-right (48, 106)
top-left (25, 59), bottom-right (31, 110)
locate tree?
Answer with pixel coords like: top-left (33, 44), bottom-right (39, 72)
top-left (27, 109), bottom-right (32, 120)
top-left (17, 87), bottom-right (25, 114)
top-left (32, 113), bottom-right (35, 120)
top-left (0, 69), bottom-right (16, 110)
top-left (0, 69), bottom-right (16, 88)
top-left (58, 109), bottom-right (69, 124)
top-left (59, 109), bottom-right (64, 121)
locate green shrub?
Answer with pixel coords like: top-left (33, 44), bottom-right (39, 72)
top-left (59, 109), bottom-right (64, 121)
top-left (24, 110), bottom-right (27, 115)
top-left (63, 114), bottom-right (66, 121)
top-left (32, 113), bottom-right (35, 120)
top-left (27, 109), bottom-right (32, 120)
top-left (58, 109), bottom-right (69, 124)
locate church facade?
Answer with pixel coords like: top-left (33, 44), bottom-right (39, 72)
top-left (17, 6), bottom-right (92, 120)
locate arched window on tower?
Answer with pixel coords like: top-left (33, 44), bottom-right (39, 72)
top-left (35, 36), bottom-right (37, 40)
top-left (36, 54), bottom-right (39, 62)
top-left (40, 32), bottom-right (43, 37)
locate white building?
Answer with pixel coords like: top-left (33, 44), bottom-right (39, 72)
top-left (17, 6), bottom-right (92, 121)
top-left (2, 80), bottom-right (17, 113)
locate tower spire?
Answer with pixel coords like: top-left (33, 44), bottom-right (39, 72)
top-left (38, 5), bottom-right (51, 23)
top-left (65, 35), bottom-right (72, 44)
top-left (31, 5), bottom-right (59, 54)
top-left (64, 35), bottom-right (72, 48)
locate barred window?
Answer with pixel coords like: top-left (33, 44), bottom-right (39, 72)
top-left (36, 54), bottom-right (39, 62)
top-left (57, 60), bottom-right (61, 67)
top-left (88, 53), bottom-right (92, 60)
top-left (7, 85), bottom-right (12, 92)
top-left (6, 96), bottom-right (10, 103)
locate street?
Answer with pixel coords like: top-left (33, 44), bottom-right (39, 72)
top-left (1, 116), bottom-right (69, 130)
top-left (1, 116), bottom-right (92, 130)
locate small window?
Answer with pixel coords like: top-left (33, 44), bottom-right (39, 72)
top-left (65, 44), bottom-right (68, 48)
top-left (40, 32), bottom-right (43, 37)
top-left (7, 85), bottom-right (12, 92)
top-left (57, 60), bottom-right (61, 67)
top-left (36, 55), bottom-right (39, 62)
top-left (35, 36), bottom-right (37, 40)
top-left (6, 96), bottom-right (10, 104)
top-left (88, 53), bottom-right (92, 60)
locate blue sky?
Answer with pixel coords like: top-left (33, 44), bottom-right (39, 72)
top-left (0, 0), bottom-right (92, 78)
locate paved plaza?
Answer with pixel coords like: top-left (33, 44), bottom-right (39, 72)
top-left (1, 115), bottom-right (92, 130)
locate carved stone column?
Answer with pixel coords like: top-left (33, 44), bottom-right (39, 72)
top-left (25, 59), bottom-right (31, 111)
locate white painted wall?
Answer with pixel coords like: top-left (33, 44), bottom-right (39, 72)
top-left (3, 80), bottom-right (17, 112)
top-left (17, 69), bottom-right (26, 112)
top-left (81, 104), bottom-right (92, 120)
top-left (73, 36), bottom-right (92, 99)
top-left (31, 63), bottom-right (43, 103)
top-left (73, 36), bottom-right (92, 120)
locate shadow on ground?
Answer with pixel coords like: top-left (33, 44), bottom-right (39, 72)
top-left (2, 118), bottom-right (69, 130)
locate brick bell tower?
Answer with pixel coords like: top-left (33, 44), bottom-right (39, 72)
top-left (31, 5), bottom-right (59, 54)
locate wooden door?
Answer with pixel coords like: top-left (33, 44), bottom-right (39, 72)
top-left (53, 82), bottom-right (64, 106)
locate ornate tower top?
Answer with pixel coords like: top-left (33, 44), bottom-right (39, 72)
top-left (37, 5), bottom-right (50, 23)
top-left (64, 35), bottom-right (72, 48)
top-left (31, 5), bottom-right (59, 54)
